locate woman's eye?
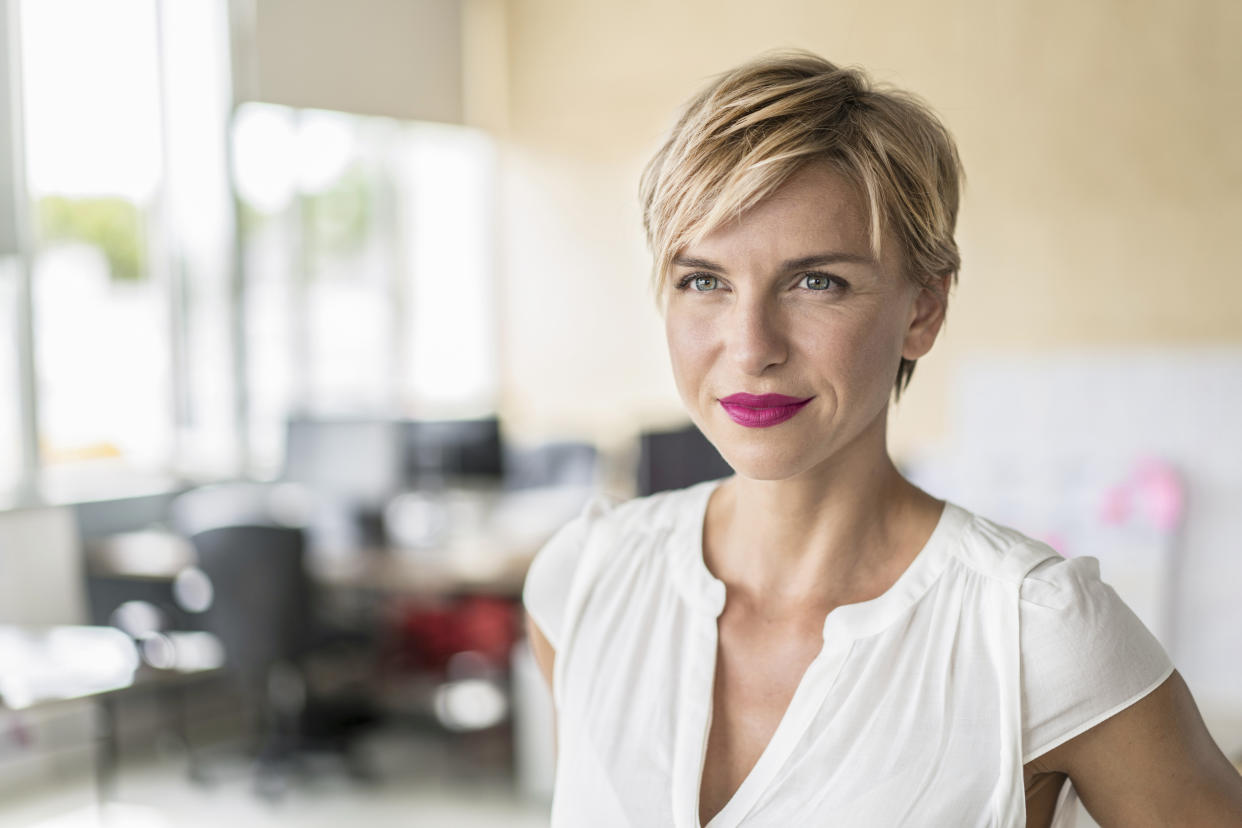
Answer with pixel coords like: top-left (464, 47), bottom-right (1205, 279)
top-left (675, 272), bottom-right (842, 294)
top-left (676, 274), bottom-right (720, 291)
top-left (800, 272), bottom-right (842, 292)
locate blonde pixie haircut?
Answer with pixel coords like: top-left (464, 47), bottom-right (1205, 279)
top-left (640, 51), bottom-right (965, 400)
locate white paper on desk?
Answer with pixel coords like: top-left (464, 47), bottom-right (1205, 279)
top-left (0, 626), bottom-right (139, 709)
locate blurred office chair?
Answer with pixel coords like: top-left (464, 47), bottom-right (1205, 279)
top-left (637, 423), bottom-right (733, 496)
top-left (187, 524), bottom-right (377, 795)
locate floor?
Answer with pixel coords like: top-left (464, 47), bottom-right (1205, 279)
top-left (0, 753), bottom-right (1101, 828)
top-left (0, 729), bottom-right (551, 828)
top-left (10, 712), bottom-right (1238, 827)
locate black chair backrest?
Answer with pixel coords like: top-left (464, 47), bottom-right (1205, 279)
top-left (189, 525), bottom-right (311, 688)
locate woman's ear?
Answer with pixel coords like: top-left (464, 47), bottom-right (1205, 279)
top-left (901, 273), bottom-right (951, 361)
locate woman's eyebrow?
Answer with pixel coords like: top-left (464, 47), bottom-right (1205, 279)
top-left (783, 252), bottom-right (875, 269)
top-left (672, 255), bottom-right (726, 272)
top-left (672, 251), bottom-right (875, 272)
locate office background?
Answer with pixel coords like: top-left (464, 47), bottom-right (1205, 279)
top-left (1, 0), bottom-right (1239, 826)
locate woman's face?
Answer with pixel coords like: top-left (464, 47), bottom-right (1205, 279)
top-left (663, 162), bottom-right (946, 482)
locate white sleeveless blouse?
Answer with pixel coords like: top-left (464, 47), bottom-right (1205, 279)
top-left (523, 478), bottom-right (1174, 827)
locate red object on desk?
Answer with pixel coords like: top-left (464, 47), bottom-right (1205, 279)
top-left (384, 595), bottom-right (519, 675)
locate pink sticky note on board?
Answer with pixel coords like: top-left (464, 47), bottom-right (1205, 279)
top-left (1037, 531), bottom-right (1069, 557)
top-left (1133, 456), bottom-right (1185, 533)
top-left (1098, 484), bottom-right (1131, 526)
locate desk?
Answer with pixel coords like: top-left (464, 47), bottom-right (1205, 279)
top-left (77, 485), bottom-right (593, 748)
top-left (0, 625), bottom-right (221, 805)
top-left (312, 483), bottom-right (591, 595)
top-left (87, 533), bottom-right (538, 596)
top-left (0, 625), bottom-right (139, 710)
top-left (86, 483), bottom-right (595, 597)
top-left (308, 539), bottom-right (539, 597)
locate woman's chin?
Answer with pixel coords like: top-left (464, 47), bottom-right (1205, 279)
top-left (710, 443), bottom-right (815, 482)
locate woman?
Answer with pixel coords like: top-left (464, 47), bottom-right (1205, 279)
top-left (523, 51), bottom-right (1242, 827)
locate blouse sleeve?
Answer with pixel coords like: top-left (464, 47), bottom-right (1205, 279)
top-left (522, 494), bottom-right (613, 652)
top-left (1018, 554), bottom-right (1175, 763)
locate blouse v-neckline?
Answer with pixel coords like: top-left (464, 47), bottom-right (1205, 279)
top-left (668, 478), bottom-right (964, 828)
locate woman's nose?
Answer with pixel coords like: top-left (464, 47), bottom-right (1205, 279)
top-left (727, 298), bottom-right (787, 375)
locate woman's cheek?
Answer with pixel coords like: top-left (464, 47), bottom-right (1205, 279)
top-left (839, 310), bottom-right (908, 396)
top-left (665, 309), bottom-right (715, 391)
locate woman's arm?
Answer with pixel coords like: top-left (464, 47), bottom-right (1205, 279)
top-left (1030, 670), bottom-right (1242, 825)
top-left (527, 611), bottom-right (557, 690)
top-left (527, 612), bottom-right (558, 746)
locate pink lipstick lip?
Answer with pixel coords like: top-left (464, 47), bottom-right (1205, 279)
top-left (719, 392), bottom-right (813, 407)
top-left (718, 396), bottom-right (812, 428)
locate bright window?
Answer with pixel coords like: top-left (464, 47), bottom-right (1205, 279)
top-left (0, 257), bottom-right (21, 497)
top-left (9, 0), bottom-right (496, 493)
top-left (233, 104), bottom-right (498, 476)
top-left (18, 0), bottom-right (237, 494)
top-left (21, 0), bottom-right (172, 486)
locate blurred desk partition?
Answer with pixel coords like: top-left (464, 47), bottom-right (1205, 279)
top-left (0, 505), bottom-right (89, 626)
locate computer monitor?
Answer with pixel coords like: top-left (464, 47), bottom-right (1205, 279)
top-left (282, 417), bottom-right (404, 503)
top-left (401, 416), bottom-right (504, 485)
top-left (637, 423), bottom-right (733, 496)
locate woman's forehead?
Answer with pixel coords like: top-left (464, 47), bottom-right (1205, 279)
top-left (682, 165), bottom-right (879, 268)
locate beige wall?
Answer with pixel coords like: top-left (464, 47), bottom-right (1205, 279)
top-left (242, 0), bottom-right (464, 122)
top-left (490, 0), bottom-right (1242, 459)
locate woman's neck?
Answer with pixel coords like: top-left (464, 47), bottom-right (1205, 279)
top-left (703, 454), bottom-right (941, 618)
